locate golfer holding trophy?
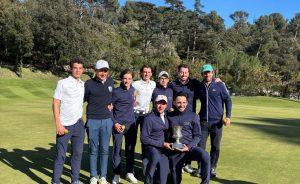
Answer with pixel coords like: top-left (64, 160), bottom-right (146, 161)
top-left (167, 92), bottom-right (211, 184)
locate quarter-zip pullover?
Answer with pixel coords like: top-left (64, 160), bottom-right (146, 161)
top-left (170, 78), bottom-right (199, 112)
top-left (84, 76), bottom-right (114, 119)
top-left (167, 110), bottom-right (201, 150)
top-left (141, 110), bottom-right (169, 148)
top-left (112, 83), bottom-right (135, 125)
top-left (198, 79), bottom-right (232, 123)
top-left (151, 84), bottom-right (173, 112)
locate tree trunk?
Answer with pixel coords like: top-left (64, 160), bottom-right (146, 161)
top-left (256, 43), bottom-right (262, 58)
top-left (186, 33), bottom-right (190, 61)
top-left (191, 29), bottom-right (197, 63)
top-left (294, 23), bottom-right (298, 39)
top-left (79, 0), bottom-right (84, 22)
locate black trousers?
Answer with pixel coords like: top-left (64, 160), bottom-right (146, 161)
top-left (199, 120), bottom-right (223, 168)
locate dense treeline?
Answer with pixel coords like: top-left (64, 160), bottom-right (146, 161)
top-left (0, 0), bottom-right (299, 97)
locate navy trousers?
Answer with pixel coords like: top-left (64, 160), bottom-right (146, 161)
top-left (200, 121), bottom-right (223, 168)
top-left (112, 122), bottom-right (137, 174)
top-left (52, 119), bottom-right (85, 184)
top-left (169, 147), bottom-right (210, 184)
top-left (144, 146), bottom-right (169, 184)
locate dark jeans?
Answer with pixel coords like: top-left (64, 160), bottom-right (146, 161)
top-left (200, 121), bottom-right (223, 168)
top-left (144, 146), bottom-right (169, 184)
top-left (169, 147), bottom-right (210, 184)
top-left (52, 119), bottom-right (85, 184)
top-left (112, 122), bottom-right (137, 174)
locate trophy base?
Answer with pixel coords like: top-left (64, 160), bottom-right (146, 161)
top-left (172, 143), bottom-right (184, 149)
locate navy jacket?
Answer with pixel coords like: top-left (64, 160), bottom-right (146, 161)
top-left (170, 78), bottom-right (199, 112)
top-left (140, 110), bottom-right (169, 148)
top-left (167, 110), bottom-right (201, 150)
top-left (84, 76), bottom-right (114, 119)
top-left (112, 83), bottom-right (135, 125)
top-left (198, 79), bottom-right (232, 123)
top-left (151, 83), bottom-right (173, 112)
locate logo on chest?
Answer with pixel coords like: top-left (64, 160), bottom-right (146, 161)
top-left (108, 86), bottom-right (113, 92)
top-left (183, 121), bottom-right (191, 126)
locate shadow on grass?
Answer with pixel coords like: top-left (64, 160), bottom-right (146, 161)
top-left (211, 177), bottom-right (257, 184)
top-left (81, 145), bottom-right (144, 182)
top-left (0, 143), bottom-right (144, 183)
top-left (0, 144), bottom-right (71, 184)
top-left (276, 97), bottom-right (300, 103)
top-left (238, 118), bottom-right (300, 145)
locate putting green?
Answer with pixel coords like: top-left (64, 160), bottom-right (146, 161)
top-left (0, 79), bottom-right (299, 183)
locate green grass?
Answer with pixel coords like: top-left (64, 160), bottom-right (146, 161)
top-left (0, 79), bottom-right (300, 184)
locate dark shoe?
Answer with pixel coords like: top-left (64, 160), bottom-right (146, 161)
top-left (192, 168), bottom-right (201, 177)
top-left (210, 167), bottom-right (217, 178)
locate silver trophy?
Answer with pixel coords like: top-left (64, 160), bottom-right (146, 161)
top-left (172, 125), bottom-right (184, 149)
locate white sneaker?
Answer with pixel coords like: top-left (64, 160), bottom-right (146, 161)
top-left (126, 173), bottom-right (138, 183)
top-left (99, 177), bottom-right (108, 184)
top-left (183, 164), bottom-right (195, 174)
top-left (90, 177), bottom-right (98, 184)
top-left (112, 175), bottom-right (121, 184)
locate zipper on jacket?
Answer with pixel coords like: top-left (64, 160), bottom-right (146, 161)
top-left (204, 82), bottom-right (212, 122)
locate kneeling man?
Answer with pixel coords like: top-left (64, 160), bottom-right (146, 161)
top-left (140, 95), bottom-right (172, 184)
top-left (167, 92), bottom-right (210, 184)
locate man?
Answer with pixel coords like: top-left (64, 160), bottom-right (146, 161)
top-left (111, 69), bottom-right (138, 184)
top-left (170, 64), bottom-right (199, 113)
top-left (132, 65), bottom-right (156, 171)
top-left (167, 92), bottom-right (210, 184)
top-left (141, 95), bottom-right (172, 184)
top-left (132, 64), bottom-right (156, 115)
top-left (169, 64), bottom-right (199, 173)
top-left (52, 57), bottom-right (85, 184)
top-left (198, 64), bottom-right (232, 178)
top-left (151, 71), bottom-right (173, 112)
top-left (84, 60), bottom-right (114, 184)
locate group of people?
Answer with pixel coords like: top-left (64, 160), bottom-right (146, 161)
top-left (51, 57), bottom-right (232, 184)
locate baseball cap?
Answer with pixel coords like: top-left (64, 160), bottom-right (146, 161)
top-left (95, 60), bottom-right (109, 70)
top-left (158, 71), bottom-right (169, 78)
top-left (200, 64), bottom-right (213, 73)
top-left (155, 95), bottom-right (168, 103)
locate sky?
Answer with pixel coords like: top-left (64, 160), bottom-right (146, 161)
top-left (119, 0), bottom-right (300, 27)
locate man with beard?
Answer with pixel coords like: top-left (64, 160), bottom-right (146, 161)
top-left (167, 92), bottom-right (210, 184)
top-left (198, 64), bottom-right (232, 178)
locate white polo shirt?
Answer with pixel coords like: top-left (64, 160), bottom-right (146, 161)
top-left (53, 76), bottom-right (84, 126)
top-left (132, 79), bottom-right (156, 113)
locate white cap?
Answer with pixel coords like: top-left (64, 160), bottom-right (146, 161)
top-left (155, 95), bottom-right (168, 103)
top-left (95, 60), bottom-right (109, 69)
top-left (158, 71), bottom-right (169, 78)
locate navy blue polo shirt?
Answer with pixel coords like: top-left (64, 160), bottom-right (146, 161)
top-left (84, 76), bottom-right (114, 119)
top-left (151, 84), bottom-right (173, 112)
top-left (111, 83), bottom-right (135, 125)
top-left (198, 79), bottom-right (232, 124)
top-left (167, 110), bottom-right (201, 150)
top-left (140, 110), bottom-right (169, 148)
top-left (170, 78), bottom-right (199, 112)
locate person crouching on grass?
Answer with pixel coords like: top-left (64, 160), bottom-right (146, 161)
top-left (167, 92), bottom-right (211, 184)
top-left (140, 95), bottom-right (172, 184)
